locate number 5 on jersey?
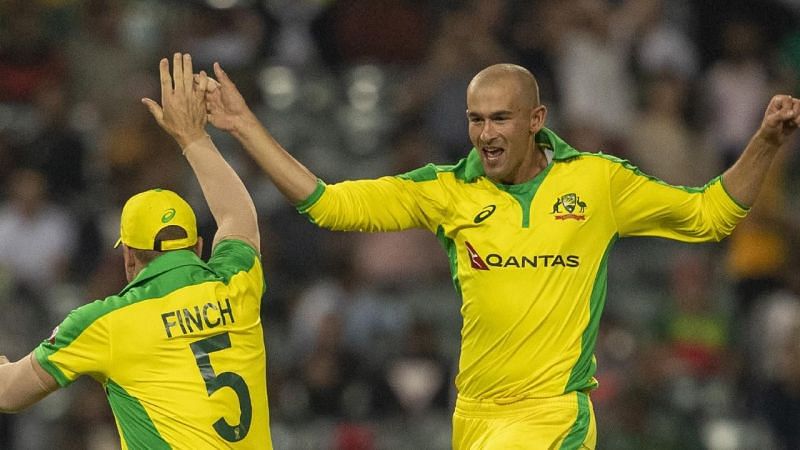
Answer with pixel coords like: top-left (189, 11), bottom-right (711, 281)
top-left (190, 332), bottom-right (252, 442)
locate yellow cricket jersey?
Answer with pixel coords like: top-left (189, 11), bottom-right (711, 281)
top-left (297, 128), bottom-right (749, 401)
top-left (34, 239), bottom-right (271, 450)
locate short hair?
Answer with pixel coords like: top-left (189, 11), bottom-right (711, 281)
top-left (131, 225), bottom-right (194, 265)
top-left (468, 64), bottom-right (541, 107)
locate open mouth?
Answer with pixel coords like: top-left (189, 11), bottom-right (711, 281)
top-left (482, 146), bottom-right (504, 161)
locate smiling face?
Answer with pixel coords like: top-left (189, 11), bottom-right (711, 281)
top-left (466, 65), bottom-right (547, 184)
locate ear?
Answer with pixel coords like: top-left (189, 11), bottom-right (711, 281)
top-left (122, 245), bottom-right (138, 282)
top-left (530, 105), bottom-right (547, 134)
top-left (193, 236), bottom-right (204, 258)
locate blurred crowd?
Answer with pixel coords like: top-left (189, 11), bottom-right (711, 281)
top-left (1, 0), bottom-right (799, 448)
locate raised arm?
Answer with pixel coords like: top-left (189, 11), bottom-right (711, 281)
top-left (0, 353), bottom-right (58, 413)
top-left (722, 95), bottom-right (800, 207)
top-left (204, 62), bottom-right (318, 204)
top-left (143, 53), bottom-right (260, 251)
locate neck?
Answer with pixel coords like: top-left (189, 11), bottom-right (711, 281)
top-left (514, 147), bottom-right (549, 184)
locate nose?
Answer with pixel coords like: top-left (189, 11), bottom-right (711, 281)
top-left (480, 120), bottom-right (497, 143)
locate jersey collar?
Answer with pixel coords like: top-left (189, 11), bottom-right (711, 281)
top-left (463, 127), bottom-right (581, 182)
top-left (119, 250), bottom-right (210, 295)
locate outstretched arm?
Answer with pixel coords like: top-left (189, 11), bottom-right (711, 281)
top-left (722, 95), bottom-right (800, 207)
top-left (0, 353), bottom-right (58, 413)
top-left (143, 53), bottom-right (260, 251)
top-left (204, 62), bottom-right (318, 204)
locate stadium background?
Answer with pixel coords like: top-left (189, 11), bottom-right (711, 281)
top-left (1, 0), bottom-right (799, 448)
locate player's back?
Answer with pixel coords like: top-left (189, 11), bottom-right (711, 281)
top-left (35, 240), bottom-right (271, 449)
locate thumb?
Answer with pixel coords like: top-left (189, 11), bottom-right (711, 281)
top-left (764, 108), bottom-right (795, 129)
top-left (213, 62), bottom-right (233, 87)
top-left (142, 98), bottom-right (164, 124)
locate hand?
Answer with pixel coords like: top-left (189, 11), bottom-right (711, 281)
top-left (758, 94), bottom-right (800, 147)
top-left (0, 355), bottom-right (8, 365)
top-left (143, 53), bottom-right (209, 149)
top-left (204, 62), bottom-right (255, 134)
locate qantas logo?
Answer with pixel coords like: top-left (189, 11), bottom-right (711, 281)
top-left (465, 241), bottom-right (489, 270)
top-left (464, 241), bottom-right (579, 270)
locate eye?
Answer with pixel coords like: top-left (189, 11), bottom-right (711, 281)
top-left (469, 117), bottom-right (484, 124)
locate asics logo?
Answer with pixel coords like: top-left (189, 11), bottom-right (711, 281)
top-left (473, 205), bottom-right (496, 224)
top-left (162, 208), bottom-right (176, 223)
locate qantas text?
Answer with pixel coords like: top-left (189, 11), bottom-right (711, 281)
top-left (484, 254), bottom-right (580, 268)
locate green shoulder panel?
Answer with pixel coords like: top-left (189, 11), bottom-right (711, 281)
top-left (586, 152), bottom-right (713, 194)
top-left (36, 256), bottom-right (226, 385)
top-left (397, 150), bottom-right (484, 183)
top-left (207, 239), bottom-right (259, 282)
top-left (106, 379), bottom-right (171, 449)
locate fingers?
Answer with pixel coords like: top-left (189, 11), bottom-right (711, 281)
top-left (141, 97), bottom-right (164, 125)
top-left (195, 70), bottom-right (209, 96)
top-left (173, 52), bottom-right (184, 92)
top-left (182, 53), bottom-right (194, 96)
top-left (764, 95), bottom-right (797, 127)
top-left (213, 62), bottom-right (233, 87)
top-left (159, 58), bottom-right (171, 103)
top-left (0, 355), bottom-right (9, 365)
top-left (206, 77), bottom-right (220, 93)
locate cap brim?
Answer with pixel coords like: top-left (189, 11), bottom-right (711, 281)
top-left (114, 238), bottom-right (122, 248)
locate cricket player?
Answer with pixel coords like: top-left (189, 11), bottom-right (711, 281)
top-left (202, 59), bottom-right (798, 449)
top-left (0, 54), bottom-right (273, 449)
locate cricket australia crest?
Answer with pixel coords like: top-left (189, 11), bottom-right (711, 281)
top-left (551, 193), bottom-right (587, 221)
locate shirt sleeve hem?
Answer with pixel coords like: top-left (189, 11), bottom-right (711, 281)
top-left (715, 175), bottom-right (751, 212)
top-left (33, 347), bottom-right (72, 388)
top-left (295, 179), bottom-right (327, 213)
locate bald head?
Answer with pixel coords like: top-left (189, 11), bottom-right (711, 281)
top-left (468, 64), bottom-right (540, 108)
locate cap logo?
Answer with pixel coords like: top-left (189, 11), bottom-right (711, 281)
top-left (162, 208), bottom-right (176, 223)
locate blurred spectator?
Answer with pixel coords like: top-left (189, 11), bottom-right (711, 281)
top-left (659, 249), bottom-right (729, 380)
top-left (554, 0), bottom-right (657, 141)
top-left (65, 0), bottom-right (147, 130)
top-left (383, 319), bottom-right (450, 416)
top-left (507, 0), bottom-right (564, 109)
top-left (627, 74), bottom-right (713, 186)
top-left (99, 105), bottom-right (185, 202)
top-left (725, 144), bottom-right (794, 322)
top-left (13, 81), bottom-right (87, 203)
top-left (299, 311), bottom-right (362, 417)
top-left (0, 168), bottom-right (77, 291)
top-left (633, 0), bottom-right (699, 81)
top-left (393, 0), bottom-right (514, 159)
top-left (0, 0), bottom-right (66, 102)
top-left (778, 31), bottom-right (800, 92)
top-left (178, 5), bottom-right (269, 70)
top-left (749, 288), bottom-right (800, 448)
top-left (313, 0), bottom-right (434, 68)
top-left (703, 19), bottom-right (771, 170)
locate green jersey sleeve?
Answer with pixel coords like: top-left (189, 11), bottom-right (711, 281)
top-left (208, 238), bottom-right (265, 295)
